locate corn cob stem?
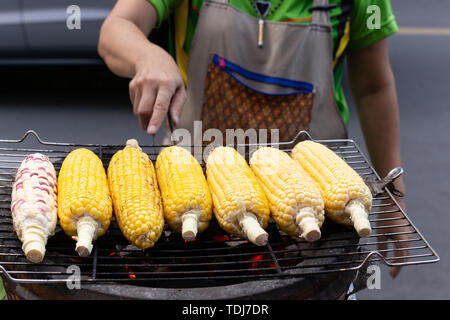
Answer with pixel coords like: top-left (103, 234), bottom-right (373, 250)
top-left (345, 200), bottom-right (372, 237)
top-left (295, 207), bottom-right (322, 242)
top-left (181, 210), bottom-right (200, 241)
top-left (237, 201), bottom-right (268, 246)
top-left (22, 226), bottom-right (47, 263)
top-left (73, 216), bottom-right (98, 257)
top-left (126, 139), bottom-right (141, 150)
top-left (238, 211), bottom-right (268, 246)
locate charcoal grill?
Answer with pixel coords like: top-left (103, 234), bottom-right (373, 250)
top-left (0, 130), bottom-right (439, 300)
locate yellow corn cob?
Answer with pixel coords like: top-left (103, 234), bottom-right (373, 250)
top-left (206, 146), bottom-right (270, 246)
top-left (107, 139), bottom-right (164, 250)
top-left (156, 146), bottom-right (212, 240)
top-left (57, 148), bottom-right (112, 257)
top-left (291, 140), bottom-right (372, 237)
top-left (250, 147), bottom-right (325, 242)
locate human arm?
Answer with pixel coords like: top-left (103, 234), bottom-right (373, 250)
top-left (347, 38), bottom-right (410, 278)
top-left (98, 0), bottom-right (186, 133)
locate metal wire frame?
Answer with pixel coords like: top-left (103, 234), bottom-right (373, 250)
top-left (0, 130), bottom-right (440, 285)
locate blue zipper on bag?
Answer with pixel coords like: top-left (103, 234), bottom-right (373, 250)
top-left (212, 54), bottom-right (314, 95)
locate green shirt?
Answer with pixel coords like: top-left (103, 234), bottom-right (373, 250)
top-left (148, 0), bottom-right (398, 125)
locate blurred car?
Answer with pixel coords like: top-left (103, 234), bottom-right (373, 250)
top-left (0, 0), bottom-right (116, 64)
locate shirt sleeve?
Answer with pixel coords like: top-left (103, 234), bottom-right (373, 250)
top-left (148, 0), bottom-right (183, 28)
top-left (348, 0), bottom-right (398, 51)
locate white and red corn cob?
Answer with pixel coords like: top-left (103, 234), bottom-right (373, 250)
top-left (11, 153), bottom-right (58, 263)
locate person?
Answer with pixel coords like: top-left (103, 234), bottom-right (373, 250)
top-left (98, 0), bottom-right (410, 279)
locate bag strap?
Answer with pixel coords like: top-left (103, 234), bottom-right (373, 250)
top-left (210, 0), bottom-right (332, 26)
top-left (311, 0), bottom-right (333, 26)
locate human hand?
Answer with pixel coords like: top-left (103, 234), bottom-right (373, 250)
top-left (376, 196), bottom-right (411, 278)
top-left (129, 45), bottom-right (187, 134)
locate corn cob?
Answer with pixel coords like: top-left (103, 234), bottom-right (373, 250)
top-left (58, 148), bottom-right (112, 256)
top-left (291, 140), bottom-right (372, 237)
top-left (206, 146), bottom-right (270, 246)
top-left (156, 146), bottom-right (212, 240)
top-left (11, 154), bottom-right (57, 263)
top-left (107, 139), bottom-right (164, 250)
top-left (250, 147), bottom-right (325, 242)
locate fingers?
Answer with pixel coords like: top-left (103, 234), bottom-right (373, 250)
top-left (138, 87), bottom-right (158, 131)
top-left (377, 239), bottom-right (406, 279)
top-left (129, 72), bottom-right (186, 135)
top-left (389, 266), bottom-right (402, 278)
top-left (169, 87), bottom-right (187, 126)
top-left (375, 197), bottom-right (412, 273)
top-left (147, 84), bottom-right (176, 134)
top-left (377, 235), bottom-right (388, 258)
top-left (389, 249), bottom-right (406, 278)
top-left (389, 232), bottom-right (411, 278)
top-left (377, 230), bottom-right (411, 278)
top-left (129, 79), bottom-right (137, 111)
top-left (130, 79), bottom-right (157, 130)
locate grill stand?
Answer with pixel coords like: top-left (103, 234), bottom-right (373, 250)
top-left (2, 269), bottom-right (357, 300)
top-left (0, 130), bottom-right (440, 299)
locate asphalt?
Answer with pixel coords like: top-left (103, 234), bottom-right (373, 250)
top-left (0, 0), bottom-right (448, 299)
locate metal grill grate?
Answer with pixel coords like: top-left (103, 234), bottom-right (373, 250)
top-left (0, 130), bottom-right (439, 285)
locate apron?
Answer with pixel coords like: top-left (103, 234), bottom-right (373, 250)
top-left (169, 0), bottom-right (347, 145)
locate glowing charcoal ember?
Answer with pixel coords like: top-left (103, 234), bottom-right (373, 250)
top-left (212, 235), bottom-right (230, 241)
top-left (125, 266), bottom-right (136, 279)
